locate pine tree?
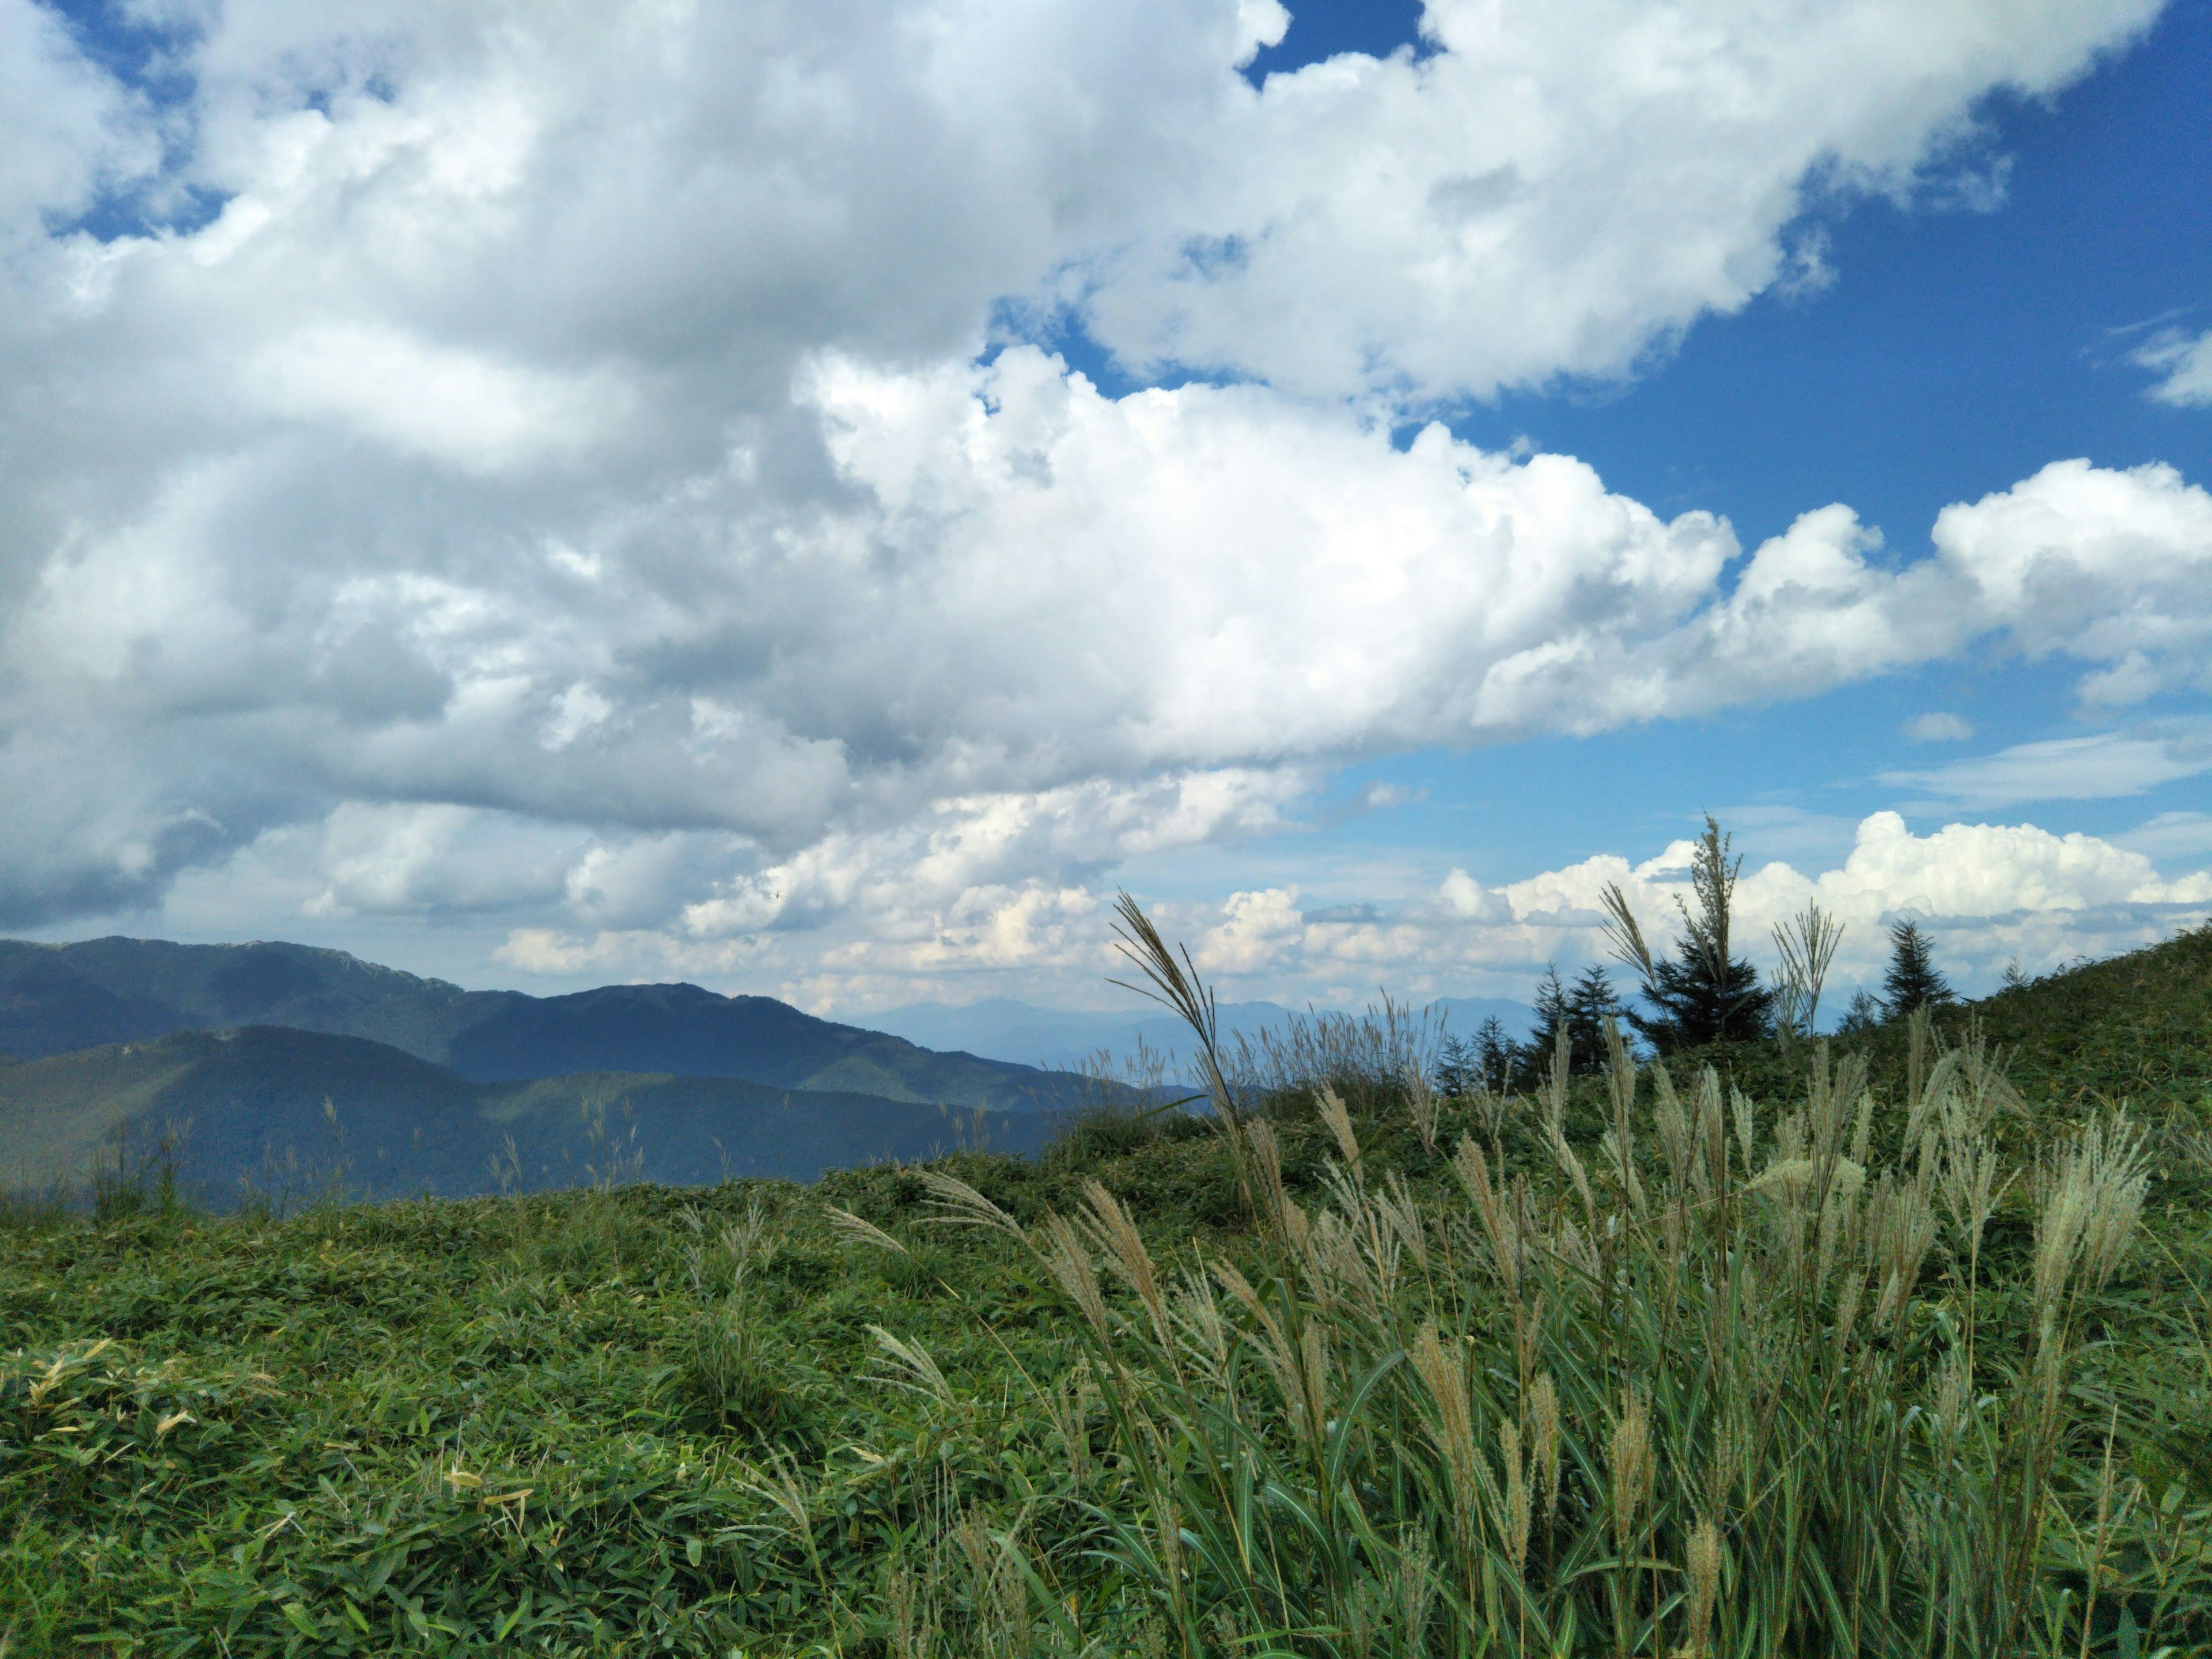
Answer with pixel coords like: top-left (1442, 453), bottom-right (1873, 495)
top-left (1599, 815), bottom-right (1775, 1054)
top-left (1440, 1019), bottom-right (1527, 1096)
top-left (1632, 952), bottom-right (1771, 1051)
top-left (1565, 964), bottom-right (1622, 1074)
top-left (1471, 1014), bottom-right (1519, 1095)
top-left (1881, 919), bottom-right (1953, 1017)
top-left (1836, 986), bottom-right (1884, 1035)
top-left (1528, 964), bottom-right (1569, 1056)
top-left (1433, 1032), bottom-right (1476, 1098)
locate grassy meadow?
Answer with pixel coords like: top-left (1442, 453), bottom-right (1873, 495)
top-left (3, 921), bottom-right (2210, 1657)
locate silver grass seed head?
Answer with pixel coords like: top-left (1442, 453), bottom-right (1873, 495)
top-left (1529, 1371), bottom-right (1563, 1520)
top-left (1498, 1418), bottom-right (1532, 1574)
top-left (1378, 1170), bottom-right (1431, 1274)
top-left (1081, 1179), bottom-right (1167, 1346)
top-left (1396, 1528), bottom-right (1437, 1646)
top-left (1296, 1322), bottom-right (1332, 1449)
top-left (824, 1204), bottom-right (911, 1258)
top-left (1832, 1269), bottom-right (1865, 1362)
top-left (1730, 1081), bottom-right (1757, 1174)
top-left (2077, 1112), bottom-right (2152, 1295)
top-left (868, 1324), bottom-right (955, 1406)
top-left (1696, 1069), bottom-right (1727, 1198)
top-left (2033, 1157), bottom-right (2092, 1319)
top-left (1937, 1345), bottom-right (1971, 1444)
top-left (1402, 1063), bottom-right (1440, 1156)
top-left (1608, 1389), bottom-right (1652, 1547)
top-left (1317, 1085), bottom-right (1361, 1171)
top-left (1706, 1411), bottom-right (1745, 1520)
top-left (916, 1169), bottom-right (1026, 1240)
top-left (1410, 1319), bottom-right (1479, 1524)
top-left (1171, 1269), bottom-right (1229, 1377)
top-left (1041, 1211), bottom-right (1111, 1344)
top-left (1685, 1518), bottom-right (1724, 1655)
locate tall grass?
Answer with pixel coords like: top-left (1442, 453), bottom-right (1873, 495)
top-left (0, 1116), bottom-right (194, 1230)
top-left (842, 911), bottom-right (2205, 1657)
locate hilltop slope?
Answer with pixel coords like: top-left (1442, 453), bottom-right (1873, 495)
top-left (0, 937), bottom-right (1071, 1109)
top-left (0, 1024), bottom-right (1052, 1203)
top-left (1969, 921), bottom-right (2212, 1113)
top-left (1705, 923), bottom-right (2212, 1122)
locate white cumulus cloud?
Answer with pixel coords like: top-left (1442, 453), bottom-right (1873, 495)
top-left (0, 0), bottom-right (2194, 1009)
top-left (1085, 0), bottom-right (2161, 399)
top-left (2132, 325), bottom-right (2212, 408)
top-left (1125, 810), bottom-right (2212, 1012)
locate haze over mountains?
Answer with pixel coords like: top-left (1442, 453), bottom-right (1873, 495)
top-left (0, 936), bottom-right (1085, 1206)
top-left (0, 934), bottom-right (1541, 1207)
top-left (869, 995), bottom-right (1537, 1071)
top-left (0, 937), bottom-right (1060, 1108)
top-left (0, 1025), bottom-right (1051, 1203)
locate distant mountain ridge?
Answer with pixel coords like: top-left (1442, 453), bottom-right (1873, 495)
top-left (868, 994), bottom-right (1540, 1071)
top-left (0, 937), bottom-right (1071, 1111)
top-left (0, 1025), bottom-right (1055, 1205)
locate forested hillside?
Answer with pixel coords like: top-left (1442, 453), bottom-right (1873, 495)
top-left (0, 937), bottom-right (1075, 1110)
top-left (0, 1025), bottom-right (1054, 1205)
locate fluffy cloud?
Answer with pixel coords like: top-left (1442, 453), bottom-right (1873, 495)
top-left (489, 810), bottom-right (2209, 1010)
top-left (0, 0), bottom-right (2192, 995)
top-left (2132, 325), bottom-right (2212, 408)
top-left (1929, 460), bottom-right (2212, 704)
top-left (1135, 810), bottom-right (2212, 1007)
top-left (1196, 887), bottom-right (1309, 973)
top-left (8, 344), bottom-right (2212, 940)
top-left (740, 389), bottom-right (2212, 760)
top-left (5, 0), bottom-right (2162, 412)
top-left (0, 0), bottom-right (159, 232)
top-left (304, 802), bottom-right (584, 917)
top-left (1086, 0), bottom-right (2162, 399)
top-left (1562, 459), bottom-right (2212, 722)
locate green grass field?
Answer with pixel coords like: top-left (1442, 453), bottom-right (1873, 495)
top-left (3, 926), bottom-right (2210, 1657)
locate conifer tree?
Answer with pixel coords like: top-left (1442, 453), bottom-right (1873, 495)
top-left (1528, 964), bottom-right (1570, 1057)
top-left (1471, 1014), bottom-right (1519, 1095)
top-left (1836, 986), bottom-right (1884, 1035)
top-left (1881, 919), bottom-right (1953, 1016)
top-left (1433, 1031), bottom-right (1475, 1097)
top-left (1599, 815), bottom-right (1774, 1052)
top-left (1565, 963), bottom-right (1623, 1074)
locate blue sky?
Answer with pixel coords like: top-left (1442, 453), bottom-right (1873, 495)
top-left (2, 0), bottom-right (2207, 1016)
top-left (1089, 0), bottom-right (2212, 1007)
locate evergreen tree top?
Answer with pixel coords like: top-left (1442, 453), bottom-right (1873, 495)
top-left (1597, 815), bottom-right (1774, 1054)
top-left (1881, 919), bottom-right (1954, 1017)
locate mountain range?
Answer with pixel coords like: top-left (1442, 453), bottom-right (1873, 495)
top-left (0, 937), bottom-right (1065, 1109)
top-left (0, 934), bottom-right (1531, 1209)
top-left (0, 1024), bottom-right (1054, 1205)
top-left (0, 935), bottom-right (1103, 1206)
